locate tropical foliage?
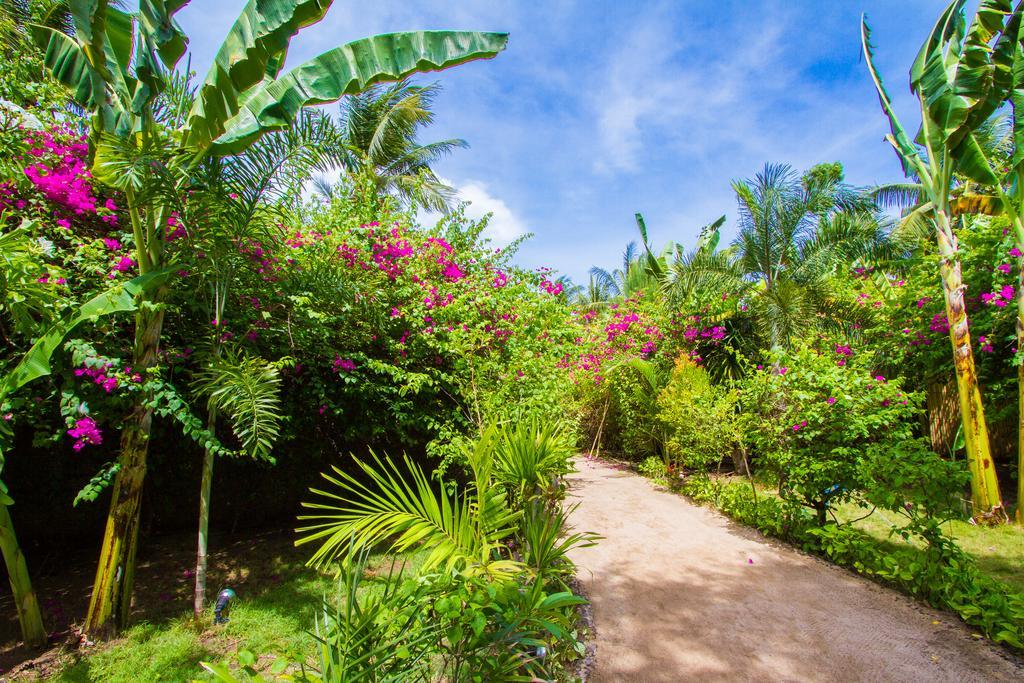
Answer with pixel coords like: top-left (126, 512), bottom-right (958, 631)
top-left (1, 0), bottom-right (1024, 678)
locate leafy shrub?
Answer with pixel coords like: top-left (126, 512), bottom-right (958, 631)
top-left (637, 455), bottom-right (668, 481)
top-left (681, 477), bottom-right (790, 538)
top-left (656, 356), bottom-right (739, 471)
top-left (739, 346), bottom-right (927, 525)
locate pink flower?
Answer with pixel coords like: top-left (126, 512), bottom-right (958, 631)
top-left (332, 357), bottom-right (356, 372)
top-left (826, 397), bottom-right (836, 405)
top-left (67, 416), bottom-right (102, 451)
top-left (102, 237), bottom-right (122, 251)
top-left (1011, 247), bottom-right (1022, 258)
top-left (1001, 284), bottom-right (1015, 301)
top-left (113, 254), bottom-right (136, 273)
top-left (998, 263), bottom-right (1013, 275)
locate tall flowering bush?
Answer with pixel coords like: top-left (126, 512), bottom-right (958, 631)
top-left (656, 356), bottom-right (740, 471)
top-left (737, 345), bottom-right (947, 525)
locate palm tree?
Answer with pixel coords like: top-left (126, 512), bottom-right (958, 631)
top-left (669, 163), bottom-right (888, 350)
top-left (331, 79), bottom-right (467, 212)
top-left (182, 111), bottom-right (337, 618)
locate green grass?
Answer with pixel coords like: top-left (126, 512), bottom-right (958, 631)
top-left (45, 545), bottom-right (427, 682)
top-left (833, 503), bottom-right (1024, 592)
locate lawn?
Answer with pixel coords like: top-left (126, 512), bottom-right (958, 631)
top-left (2, 530), bottom-right (423, 682)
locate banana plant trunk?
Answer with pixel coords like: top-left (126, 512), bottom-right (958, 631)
top-left (84, 303), bottom-right (165, 637)
top-left (935, 215), bottom-right (1004, 522)
top-left (0, 503), bottom-right (46, 646)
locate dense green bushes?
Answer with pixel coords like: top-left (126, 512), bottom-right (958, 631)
top-left (201, 423), bottom-right (595, 681)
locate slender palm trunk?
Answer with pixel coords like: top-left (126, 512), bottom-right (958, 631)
top-left (84, 303), bottom-right (165, 637)
top-left (935, 215), bottom-right (1004, 522)
top-left (0, 503), bottom-right (46, 646)
top-left (193, 412), bottom-right (216, 618)
top-left (194, 288), bottom-right (227, 617)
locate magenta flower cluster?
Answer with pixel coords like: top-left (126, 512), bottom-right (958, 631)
top-left (75, 363), bottom-right (120, 393)
top-left (981, 284), bottom-right (1014, 307)
top-left (67, 416), bottom-right (102, 451)
top-left (540, 279), bottom-right (563, 296)
top-left (333, 357), bottom-right (356, 372)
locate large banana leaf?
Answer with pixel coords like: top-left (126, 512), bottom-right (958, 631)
top-left (30, 24), bottom-right (104, 109)
top-left (1010, 32), bottom-right (1024, 176)
top-left (959, 1), bottom-right (1020, 132)
top-left (136, 0), bottom-right (189, 69)
top-left (910, 1), bottom-right (971, 151)
top-left (954, 130), bottom-right (1002, 185)
top-left (860, 18), bottom-right (926, 179)
top-left (0, 270), bottom-right (171, 400)
top-left (212, 30), bottom-right (509, 155)
top-left (184, 0), bottom-right (334, 152)
top-left (912, 1), bottom-right (1020, 154)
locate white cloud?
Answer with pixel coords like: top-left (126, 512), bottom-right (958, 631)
top-left (592, 6), bottom-right (790, 174)
top-left (430, 178), bottom-right (527, 244)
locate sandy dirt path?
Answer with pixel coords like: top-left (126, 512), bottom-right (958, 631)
top-left (566, 456), bottom-right (1023, 682)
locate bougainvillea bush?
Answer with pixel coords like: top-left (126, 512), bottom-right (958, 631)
top-left (0, 126), bottom-right (587, 503)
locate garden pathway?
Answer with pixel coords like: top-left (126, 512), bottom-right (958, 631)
top-left (565, 456), bottom-right (1024, 682)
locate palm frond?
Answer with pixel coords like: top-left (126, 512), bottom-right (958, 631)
top-left (193, 350), bottom-right (282, 460)
top-left (297, 450), bottom-right (521, 579)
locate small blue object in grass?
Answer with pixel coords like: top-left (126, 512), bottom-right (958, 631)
top-left (214, 588), bottom-right (236, 624)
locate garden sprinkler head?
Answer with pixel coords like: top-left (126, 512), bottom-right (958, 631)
top-left (214, 587), bottom-right (236, 624)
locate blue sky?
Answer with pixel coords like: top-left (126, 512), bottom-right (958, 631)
top-left (176, 0), bottom-right (952, 283)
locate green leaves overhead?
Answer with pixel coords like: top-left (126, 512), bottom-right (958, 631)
top-left (212, 30), bottom-right (509, 154)
top-left (136, 0), bottom-right (189, 70)
top-left (30, 24), bottom-right (103, 109)
top-left (33, 0), bottom-right (508, 164)
top-left (910, 1), bottom-right (1022, 162)
top-left (860, 18), bottom-right (925, 178)
top-left (183, 0), bottom-right (333, 152)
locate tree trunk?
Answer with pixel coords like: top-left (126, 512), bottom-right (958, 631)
top-left (193, 408), bottom-right (216, 618)
top-left (0, 503), bottom-right (46, 646)
top-left (935, 219), bottom-right (1005, 522)
top-left (84, 303), bottom-right (165, 637)
top-left (730, 445), bottom-right (749, 476)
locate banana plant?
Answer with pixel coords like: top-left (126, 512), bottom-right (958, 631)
top-left (31, 0), bottom-right (507, 636)
top-left (0, 265), bottom-right (169, 647)
top-left (861, 0), bottom-right (1015, 521)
